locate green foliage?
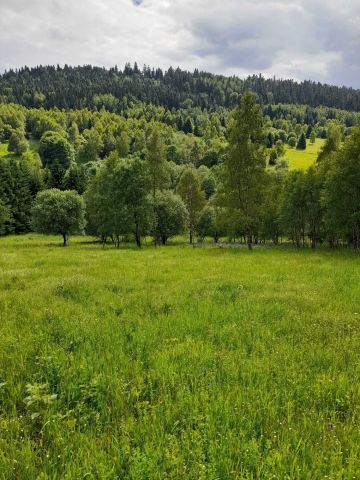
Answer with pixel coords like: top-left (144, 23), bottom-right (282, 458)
top-left (0, 159), bottom-right (34, 234)
top-left (296, 132), bottom-right (307, 150)
top-left (268, 148), bottom-right (278, 166)
top-left (323, 127), bottom-right (360, 249)
top-left (8, 129), bottom-right (28, 155)
top-left (85, 154), bottom-right (152, 247)
top-left (222, 91), bottom-right (266, 247)
top-left (177, 166), bottom-right (205, 244)
top-left (279, 171), bottom-right (308, 246)
top-left (0, 198), bottom-right (10, 234)
top-left (77, 130), bottom-right (104, 164)
top-left (39, 132), bottom-right (75, 187)
top-left (31, 189), bottom-right (85, 245)
top-left (153, 190), bottom-right (188, 244)
top-left (197, 204), bottom-right (226, 242)
top-left (2, 64), bottom-right (360, 112)
top-left (0, 75), bottom-right (359, 251)
top-left (275, 139), bottom-right (285, 158)
top-left (62, 163), bottom-right (88, 194)
top-left (287, 135), bottom-right (297, 148)
top-left (145, 126), bottom-right (168, 198)
top-left (317, 121), bottom-right (342, 163)
top-left (197, 165), bottom-right (216, 199)
top-left (278, 168), bottom-right (323, 248)
top-left (116, 130), bottom-right (130, 158)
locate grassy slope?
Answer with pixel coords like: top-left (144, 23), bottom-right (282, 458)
top-left (284, 138), bottom-right (325, 170)
top-left (0, 139), bottom-right (39, 161)
top-left (0, 142), bottom-right (18, 161)
top-left (0, 235), bottom-right (359, 479)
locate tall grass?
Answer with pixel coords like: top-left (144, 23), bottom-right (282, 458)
top-left (0, 235), bottom-right (359, 479)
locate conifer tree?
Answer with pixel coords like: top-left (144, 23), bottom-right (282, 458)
top-left (296, 133), bottom-right (307, 150)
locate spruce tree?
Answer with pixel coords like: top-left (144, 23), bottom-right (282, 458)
top-left (296, 133), bottom-right (307, 150)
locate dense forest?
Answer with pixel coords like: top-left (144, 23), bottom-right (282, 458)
top-left (0, 65), bottom-right (359, 250)
top-left (1, 64), bottom-right (360, 112)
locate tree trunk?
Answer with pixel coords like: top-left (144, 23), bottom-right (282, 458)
top-left (161, 236), bottom-right (167, 245)
top-left (135, 224), bottom-right (141, 247)
top-left (354, 226), bottom-right (360, 252)
top-left (247, 233), bottom-right (253, 250)
top-left (62, 233), bottom-right (68, 246)
top-left (189, 230), bottom-right (193, 245)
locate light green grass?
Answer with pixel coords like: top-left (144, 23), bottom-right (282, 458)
top-left (0, 234), bottom-right (360, 479)
top-left (284, 139), bottom-right (325, 170)
top-left (0, 139), bottom-right (39, 162)
top-left (0, 142), bottom-right (18, 161)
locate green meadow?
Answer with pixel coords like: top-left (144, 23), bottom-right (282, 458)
top-left (0, 139), bottom-right (39, 161)
top-left (284, 139), bottom-right (325, 170)
top-left (0, 235), bottom-right (359, 479)
top-left (0, 142), bottom-right (16, 161)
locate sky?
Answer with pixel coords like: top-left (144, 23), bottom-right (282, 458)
top-left (0, 0), bottom-right (359, 88)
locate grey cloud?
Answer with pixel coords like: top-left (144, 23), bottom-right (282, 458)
top-left (0, 0), bottom-right (359, 88)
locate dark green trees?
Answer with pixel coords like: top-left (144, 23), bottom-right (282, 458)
top-left (8, 130), bottom-right (28, 155)
top-left (39, 132), bottom-right (74, 187)
top-left (0, 199), bottom-right (10, 235)
top-left (296, 133), bottom-right (307, 150)
top-left (323, 127), bottom-right (360, 250)
top-left (0, 159), bottom-right (34, 234)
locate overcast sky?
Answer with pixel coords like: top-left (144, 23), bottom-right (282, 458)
top-left (0, 0), bottom-right (359, 88)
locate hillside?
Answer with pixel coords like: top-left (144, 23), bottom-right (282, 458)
top-left (1, 64), bottom-right (360, 112)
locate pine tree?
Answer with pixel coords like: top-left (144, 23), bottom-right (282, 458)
top-left (296, 133), bottom-right (307, 150)
top-left (183, 117), bottom-right (194, 134)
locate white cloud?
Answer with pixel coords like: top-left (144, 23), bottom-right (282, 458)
top-left (0, 0), bottom-right (359, 87)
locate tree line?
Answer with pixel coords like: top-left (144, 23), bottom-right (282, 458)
top-left (1, 92), bottom-right (358, 250)
top-left (1, 64), bottom-right (360, 112)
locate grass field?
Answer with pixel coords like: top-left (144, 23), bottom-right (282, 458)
top-left (0, 142), bottom-right (17, 161)
top-left (284, 139), bottom-right (325, 170)
top-left (0, 139), bottom-right (39, 161)
top-left (0, 235), bottom-right (360, 479)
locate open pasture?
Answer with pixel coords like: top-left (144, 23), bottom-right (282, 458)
top-left (0, 235), bottom-right (359, 479)
top-left (284, 139), bottom-right (325, 170)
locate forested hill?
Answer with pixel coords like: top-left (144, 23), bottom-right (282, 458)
top-left (1, 64), bottom-right (360, 112)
